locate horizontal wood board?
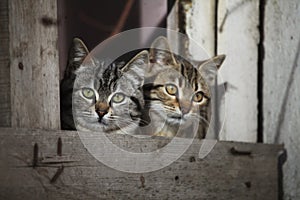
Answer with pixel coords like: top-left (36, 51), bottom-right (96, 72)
top-left (0, 128), bottom-right (283, 200)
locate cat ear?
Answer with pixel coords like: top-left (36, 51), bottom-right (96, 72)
top-left (121, 50), bottom-right (149, 86)
top-left (65, 38), bottom-right (96, 77)
top-left (197, 55), bottom-right (226, 85)
top-left (150, 36), bottom-right (177, 65)
top-left (68, 38), bottom-right (89, 67)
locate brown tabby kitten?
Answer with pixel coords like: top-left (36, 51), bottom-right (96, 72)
top-left (143, 37), bottom-right (225, 138)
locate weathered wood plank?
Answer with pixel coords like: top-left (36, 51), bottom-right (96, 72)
top-left (9, 0), bottom-right (60, 129)
top-left (263, 1), bottom-right (300, 199)
top-left (217, 0), bottom-right (259, 142)
top-left (0, 128), bottom-right (283, 200)
top-left (185, 0), bottom-right (216, 58)
top-left (0, 0), bottom-right (11, 127)
top-left (167, 0), bottom-right (215, 58)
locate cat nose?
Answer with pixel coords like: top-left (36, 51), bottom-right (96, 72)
top-left (96, 110), bottom-right (108, 118)
top-left (95, 102), bottom-right (109, 118)
top-left (180, 101), bottom-right (191, 115)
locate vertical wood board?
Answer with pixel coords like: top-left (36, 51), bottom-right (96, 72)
top-left (186, 0), bottom-right (216, 58)
top-left (9, 0), bottom-right (60, 129)
top-left (263, 0), bottom-right (300, 199)
top-left (217, 0), bottom-right (259, 142)
top-left (0, 0), bottom-right (11, 127)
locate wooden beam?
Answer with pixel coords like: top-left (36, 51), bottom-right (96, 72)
top-left (0, 128), bottom-right (283, 199)
top-left (167, 0), bottom-right (215, 58)
top-left (263, 0), bottom-right (300, 199)
top-left (185, 0), bottom-right (216, 58)
top-left (0, 0), bottom-right (11, 127)
top-left (9, 0), bottom-right (60, 129)
top-left (217, 0), bottom-right (259, 142)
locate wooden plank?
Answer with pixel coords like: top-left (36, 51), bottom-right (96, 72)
top-left (263, 0), bottom-right (300, 199)
top-left (185, 0), bottom-right (216, 58)
top-left (0, 128), bottom-right (283, 199)
top-left (217, 0), bottom-right (259, 142)
top-left (167, 0), bottom-right (215, 58)
top-left (0, 0), bottom-right (11, 127)
top-left (9, 0), bottom-right (60, 129)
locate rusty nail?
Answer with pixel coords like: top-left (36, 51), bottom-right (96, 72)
top-left (57, 137), bottom-right (62, 156)
top-left (140, 175), bottom-right (145, 188)
top-left (50, 165), bottom-right (64, 184)
top-left (18, 62), bottom-right (24, 70)
top-left (245, 181), bottom-right (252, 188)
top-left (32, 143), bottom-right (38, 168)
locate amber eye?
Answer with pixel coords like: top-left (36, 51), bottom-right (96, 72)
top-left (82, 88), bottom-right (95, 99)
top-left (112, 93), bottom-right (125, 103)
top-left (193, 92), bottom-right (204, 102)
top-left (165, 84), bottom-right (177, 96)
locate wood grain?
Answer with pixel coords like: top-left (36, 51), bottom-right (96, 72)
top-left (9, 0), bottom-right (60, 129)
top-left (0, 128), bottom-right (283, 200)
top-left (263, 1), bottom-right (300, 199)
top-left (186, 0), bottom-right (216, 58)
top-left (217, 0), bottom-right (259, 142)
top-left (0, 0), bottom-right (11, 127)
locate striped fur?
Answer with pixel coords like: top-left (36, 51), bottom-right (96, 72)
top-left (60, 38), bottom-right (148, 134)
top-left (143, 37), bottom-right (225, 138)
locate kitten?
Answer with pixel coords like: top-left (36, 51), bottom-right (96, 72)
top-left (60, 38), bottom-right (88, 130)
top-left (143, 37), bottom-right (225, 138)
top-left (61, 38), bottom-right (148, 134)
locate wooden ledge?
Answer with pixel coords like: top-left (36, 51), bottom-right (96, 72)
top-left (0, 128), bottom-right (284, 200)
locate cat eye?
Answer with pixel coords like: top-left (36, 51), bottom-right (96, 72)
top-left (165, 84), bottom-right (177, 96)
top-left (112, 93), bottom-right (125, 103)
top-left (193, 91), bottom-right (204, 102)
top-left (82, 88), bottom-right (95, 99)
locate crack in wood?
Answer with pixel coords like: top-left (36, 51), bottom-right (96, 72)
top-left (218, 0), bottom-right (252, 33)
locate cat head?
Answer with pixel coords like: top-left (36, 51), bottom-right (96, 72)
top-left (71, 38), bottom-right (149, 133)
top-left (145, 36), bottom-right (225, 129)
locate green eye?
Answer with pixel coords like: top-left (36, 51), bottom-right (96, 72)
top-left (82, 88), bottom-right (95, 99)
top-left (112, 93), bottom-right (125, 103)
top-left (193, 91), bottom-right (204, 102)
top-left (165, 84), bottom-right (177, 95)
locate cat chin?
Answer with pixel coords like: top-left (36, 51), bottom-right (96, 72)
top-left (166, 117), bottom-right (182, 125)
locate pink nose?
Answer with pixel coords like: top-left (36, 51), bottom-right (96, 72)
top-left (180, 101), bottom-right (191, 115)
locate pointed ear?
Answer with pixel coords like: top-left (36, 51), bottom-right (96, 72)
top-left (150, 36), bottom-right (177, 65)
top-left (121, 50), bottom-right (149, 87)
top-left (65, 38), bottom-right (95, 77)
top-left (68, 38), bottom-right (89, 67)
top-left (198, 55), bottom-right (226, 85)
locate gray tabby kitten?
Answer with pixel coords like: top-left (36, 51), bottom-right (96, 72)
top-left (60, 38), bottom-right (88, 130)
top-left (143, 37), bottom-right (225, 138)
top-left (61, 38), bottom-right (148, 134)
